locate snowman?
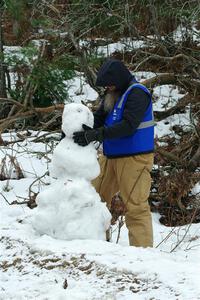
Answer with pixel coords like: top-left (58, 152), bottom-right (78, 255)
top-left (31, 103), bottom-right (111, 241)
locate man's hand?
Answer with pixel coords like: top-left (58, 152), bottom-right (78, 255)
top-left (73, 124), bottom-right (104, 146)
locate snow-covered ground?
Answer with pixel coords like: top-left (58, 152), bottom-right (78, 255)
top-left (1, 77), bottom-right (200, 299)
top-left (0, 154), bottom-right (200, 300)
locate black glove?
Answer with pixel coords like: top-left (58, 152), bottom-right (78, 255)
top-left (61, 131), bottom-right (66, 140)
top-left (73, 124), bottom-right (104, 146)
top-left (61, 125), bottom-right (92, 141)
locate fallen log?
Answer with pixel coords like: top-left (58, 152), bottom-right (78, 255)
top-left (143, 73), bottom-right (200, 94)
top-left (0, 104), bottom-right (64, 132)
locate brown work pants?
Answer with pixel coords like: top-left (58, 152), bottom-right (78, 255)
top-left (92, 153), bottom-right (154, 247)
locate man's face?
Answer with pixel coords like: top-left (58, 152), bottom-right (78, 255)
top-left (105, 85), bottom-right (116, 92)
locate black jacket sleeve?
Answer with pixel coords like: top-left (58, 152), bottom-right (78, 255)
top-left (103, 88), bottom-right (151, 139)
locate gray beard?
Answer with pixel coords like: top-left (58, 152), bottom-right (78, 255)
top-left (104, 90), bottom-right (121, 112)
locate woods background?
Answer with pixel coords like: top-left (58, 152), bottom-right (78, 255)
top-left (0, 0), bottom-right (200, 226)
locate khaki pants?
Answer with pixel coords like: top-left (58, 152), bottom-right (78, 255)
top-left (92, 153), bottom-right (154, 247)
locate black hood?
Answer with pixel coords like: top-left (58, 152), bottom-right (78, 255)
top-left (96, 59), bottom-right (133, 91)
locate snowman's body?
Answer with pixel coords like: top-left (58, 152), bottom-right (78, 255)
top-left (32, 103), bottom-right (111, 240)
top-left (51, 138), bottom-right (100, 181)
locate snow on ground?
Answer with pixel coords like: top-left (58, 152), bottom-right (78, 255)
top-left (1, 79), bottom-right (200, 300)
top-left (67, 73), bottom-right (98, 103)
top-left (96, 39), bottom-right (146, 56)
top-left (80, 38), bottom-right (146, 57)
top-left (0, 182), bottom-right (200, 300)
top-left (173, 25), bottom-right (200, 43)
top-left (153, 85), bottom-right (184, 111)
top-left (153, 86), bottom-right (197, 139)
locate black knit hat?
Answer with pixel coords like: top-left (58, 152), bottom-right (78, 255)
top-left (96, 59), bottom-right (133, 91)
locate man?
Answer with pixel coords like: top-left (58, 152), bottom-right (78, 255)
top-left (73, 59), bottom-right (154, 247)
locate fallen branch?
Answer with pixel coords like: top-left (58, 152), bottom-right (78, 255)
top-left (0, 104), bottom-right (64, 132)
top-left (156, 147), bottom-right (183, 165)
top-left (134, 52), bottom-right (200, 72)
top-left (0, 97), bottom-right (24, 108)
top-left (143, 73), bottom-right (200, 93)
top-left (0, 192), bottom-right (11, 205)
top-left (188, 145), bottom-right (200, 172)
top-left (154, 94), bottom-right (194, 121)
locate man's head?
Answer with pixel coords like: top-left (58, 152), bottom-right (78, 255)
top-left (96, 59), bottom-right (133, 92)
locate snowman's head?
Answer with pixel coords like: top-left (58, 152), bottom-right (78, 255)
top-left (62, 103), bottom-right (94, 137)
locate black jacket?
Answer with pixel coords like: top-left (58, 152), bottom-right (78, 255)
top-left (95, 59), bottom-right (150, 139)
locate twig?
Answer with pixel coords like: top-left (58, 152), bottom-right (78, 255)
top-left (116, 216), bottom-right (124, 244)
top-left (170, 208), bottom-right (199, 252)
top-left (155, 227), bottom-right (177, 248)
top-left (0, 192), bottom-right (11, 205)
top-left (28, 171), bottom-right (49, 199)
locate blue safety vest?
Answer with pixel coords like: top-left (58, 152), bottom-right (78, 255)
top-left (103, 83), bottom-right (154, 157)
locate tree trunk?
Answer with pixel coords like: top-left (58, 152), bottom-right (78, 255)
top-left (0, 4), bottom-right (7, 99)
